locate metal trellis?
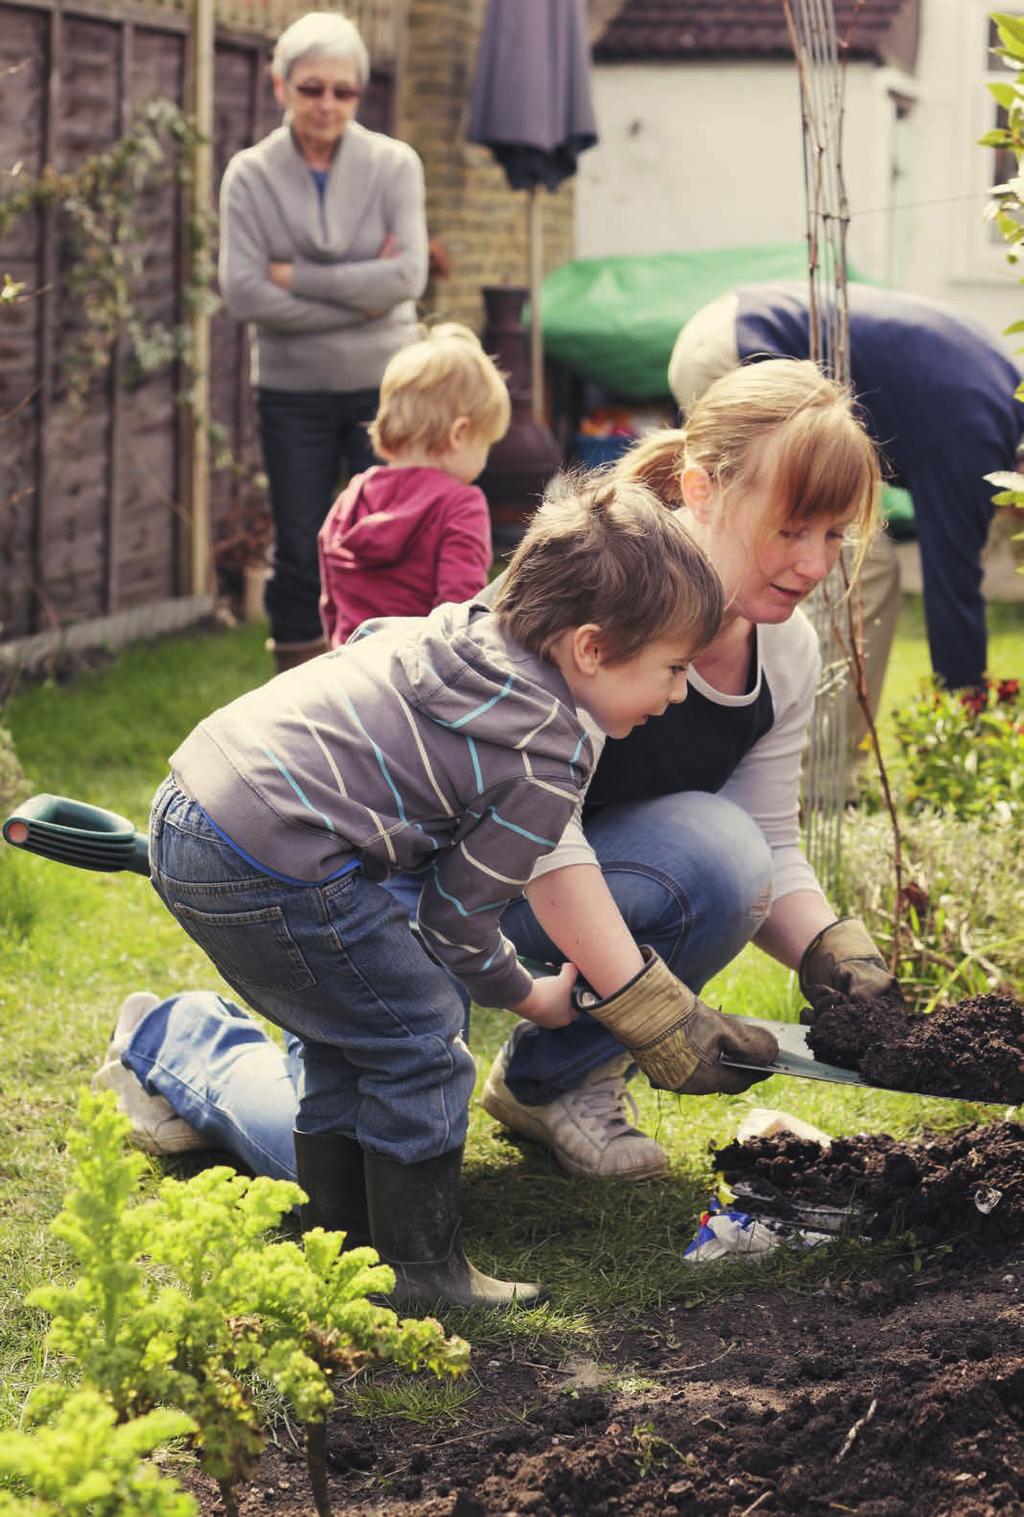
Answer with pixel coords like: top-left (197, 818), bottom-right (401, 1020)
top-left (783, 0), bottom-right (857, 897)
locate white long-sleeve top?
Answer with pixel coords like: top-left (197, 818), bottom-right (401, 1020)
top-left (531, 608), bottom-right (825, 906)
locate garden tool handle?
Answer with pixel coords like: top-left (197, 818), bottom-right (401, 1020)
top-left (2, 793), bottom-right (151, 876)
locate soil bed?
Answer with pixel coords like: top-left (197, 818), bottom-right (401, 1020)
top-left (184, 1123), bottom-right (1024, 1517)
top-left (806, 992), bottom-right (1024, 1103)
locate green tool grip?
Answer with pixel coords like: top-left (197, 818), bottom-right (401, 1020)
top-left (2, 794), bottom-right (151, 876)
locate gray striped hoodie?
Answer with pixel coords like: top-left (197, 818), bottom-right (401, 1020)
top-left (170, 602), bottom-right (593, 1008)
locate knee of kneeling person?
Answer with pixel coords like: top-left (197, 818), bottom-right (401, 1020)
top-left (627, 791), bottom-right (774, 925)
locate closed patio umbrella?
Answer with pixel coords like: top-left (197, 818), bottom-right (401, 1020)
top-left (467, 0), bottom-right (597, 418)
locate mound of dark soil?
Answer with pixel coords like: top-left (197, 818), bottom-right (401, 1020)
top-left (715, 1119), bottom-right (1024, 1253)
top-left (805, 990), bottom-right (1024, 1102)
top-left (181, 1114), bottom-right (1024, 1515)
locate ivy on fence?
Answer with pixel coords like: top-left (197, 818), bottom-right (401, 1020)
top-left (0, 97), bottom-right (217, 407)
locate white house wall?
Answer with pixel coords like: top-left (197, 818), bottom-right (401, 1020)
top-left (578, 13), bottom-right (1024, 355)
top-left (577, 62), bottom-right (898, 280)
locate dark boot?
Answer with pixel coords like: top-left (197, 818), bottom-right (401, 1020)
top-left (267, 637), bottom-right (328, 675)
top-left (293, 1130), bottom-right (371, 1249)
top-left (364, 1146), bottom-right (546, 1311)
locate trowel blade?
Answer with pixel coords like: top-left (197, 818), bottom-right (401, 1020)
top-left (722, 1016), bottom-right (994, 1102)
top-left (721, 1016), bottom-right (865, 1087)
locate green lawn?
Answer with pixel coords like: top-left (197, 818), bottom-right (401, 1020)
top-left (1, 592), bottom-right (1023, 1419)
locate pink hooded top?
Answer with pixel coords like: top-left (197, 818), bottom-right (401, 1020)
top-left (317, 465), bottom-right (493, 646)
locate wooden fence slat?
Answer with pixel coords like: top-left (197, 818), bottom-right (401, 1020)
top-left (187, 0), bottom-right (214, 596)
top-left (31, 0), bottom-right (62, 637)
top-left (104, 16), bottom-right (133, 614)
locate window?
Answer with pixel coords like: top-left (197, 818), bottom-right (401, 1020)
top-left (957, 2), bottom-right (1024, 279)
top-left (984, 17), bottom-right (1022, 242)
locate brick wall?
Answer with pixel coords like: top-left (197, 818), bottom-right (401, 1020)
top-left (396, 0), bottom-right (576, 333)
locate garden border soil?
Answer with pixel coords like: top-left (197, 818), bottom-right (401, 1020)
top-left (184, 1121), bottom-right (1024, 1517)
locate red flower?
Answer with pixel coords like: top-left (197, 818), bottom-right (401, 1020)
top-left (959, 688), bottom-right (987, 716)
top-left (997, 677), bottom-right (1021, 703)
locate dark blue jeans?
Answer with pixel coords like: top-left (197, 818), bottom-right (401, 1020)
top-left (148, 779), bottom-right (477, 1163)
top-left (256, 387), bottom-right (379, 645)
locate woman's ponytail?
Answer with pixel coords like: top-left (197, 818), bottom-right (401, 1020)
top-left (611, 429), bottom-right (686, 506)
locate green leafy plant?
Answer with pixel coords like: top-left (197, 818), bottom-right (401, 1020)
top-left (0, 1389), bottom-right (196, 1516)
top-left (0, 99), bottom-right (216, 407)
top-left (28, 1091), bottom-right (469, 1517)
top-left (890, 675), bottom-right (1024, 824)
top-left (631, 1419), bottom-right (688, 1478)
top-left (981, 12), bottom-right (1024, 563)
top-left (840, 807), bottom-right (1024, 1008)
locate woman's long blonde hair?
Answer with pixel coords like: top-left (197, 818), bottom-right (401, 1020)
top-left (614, 358), bottom-right (881, 572)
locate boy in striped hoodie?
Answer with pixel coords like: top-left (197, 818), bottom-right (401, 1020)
top-left (149, 474), bottom-right (773, 1309)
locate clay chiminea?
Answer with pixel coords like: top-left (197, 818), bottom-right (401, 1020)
top-left (476, 286), bottom-right (563, 552)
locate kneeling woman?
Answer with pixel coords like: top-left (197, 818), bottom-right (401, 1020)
top-left (100, 359), bottom-right (896, 1185)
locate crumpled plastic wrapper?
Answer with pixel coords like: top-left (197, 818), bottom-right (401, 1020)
top-left (683, 1107), bottom-right (834, 1265)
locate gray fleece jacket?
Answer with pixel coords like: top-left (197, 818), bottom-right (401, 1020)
top-left (170, 603), bottom-right (593, 1008)
top-left (218, 121), bottom-right (428, 392)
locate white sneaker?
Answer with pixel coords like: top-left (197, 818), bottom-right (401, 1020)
top-left (480, 1039), bottom-right (668, 1180)
top-left (92, 992), bottom-right (207, 1156)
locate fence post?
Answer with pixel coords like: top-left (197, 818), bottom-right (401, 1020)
top-left (31, 0), bottom-right (63, 636)
top-left (186, 0), bottom-right (215, 596)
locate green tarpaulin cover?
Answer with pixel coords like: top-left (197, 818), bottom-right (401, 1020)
top-left (540, 244), bottom-right (913, 525)
top-left (540, 244), bottom-right (868, 401)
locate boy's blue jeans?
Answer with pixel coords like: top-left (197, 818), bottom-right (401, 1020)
top-left (130, 790), bottom-right (773, 1180)
top-left (148, 778), bottom-right (477, 1165)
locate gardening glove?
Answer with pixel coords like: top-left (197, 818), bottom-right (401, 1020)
top-left (798, 917), bottom-right (904, 1019)
top-left (576, 947), bottom-right (779, 1095)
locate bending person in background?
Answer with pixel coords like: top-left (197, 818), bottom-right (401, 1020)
top-left (219, 11), bottom-right (428, 674)
top-left (97, 361), bottom-right (900, 1187)
top-left (668, 281), bottom-right (1024, 785)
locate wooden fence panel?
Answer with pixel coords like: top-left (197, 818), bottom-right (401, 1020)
top-left (207, 41), bottom-right (269, 569)
top-left (116, 21), bottom-right (187, 610)
top-left (0, 0), bottom-right (395, 645)
top-left (0, 5), bottom-right (48, 640)
top-left (42, 13), bottom-right (123, 626)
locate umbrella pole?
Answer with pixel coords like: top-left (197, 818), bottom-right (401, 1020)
top-left (528, 185), bottom-right (544, 421)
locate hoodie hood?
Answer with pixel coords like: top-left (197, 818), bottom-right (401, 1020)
top-left (377, 601), bottom-right (594, 773)
top-left (326, 466), bottom-right (465, 569)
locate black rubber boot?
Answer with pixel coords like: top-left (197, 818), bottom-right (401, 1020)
top-left (364, 1146), bottom-right (546, 1311)
top-left (292, 1130), bottom-right (371, 1249)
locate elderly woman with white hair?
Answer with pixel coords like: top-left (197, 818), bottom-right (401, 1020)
top-left (219, 10), bottom-right (429, 673)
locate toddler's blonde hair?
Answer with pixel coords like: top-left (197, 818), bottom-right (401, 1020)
top-left (369, 323), bottom-right (511, 458)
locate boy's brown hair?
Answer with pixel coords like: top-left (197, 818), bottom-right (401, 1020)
top-left (368, 322), bottom-right (511, 457)
top-left (493, 472), bottom-right (722, 664)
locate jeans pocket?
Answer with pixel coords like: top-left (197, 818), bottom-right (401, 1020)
top-left (171, 900), bottom-right (316, 994)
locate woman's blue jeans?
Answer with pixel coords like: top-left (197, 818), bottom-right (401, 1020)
top-left (128, 791), bottom-right (773, 1181)
top-left (147, 778), bottom-right (477, 1165)
top-left (256, 386), bottom-right (379, 645)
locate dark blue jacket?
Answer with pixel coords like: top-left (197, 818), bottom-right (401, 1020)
top-left (735, 281), bottom-right (1023, 686)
